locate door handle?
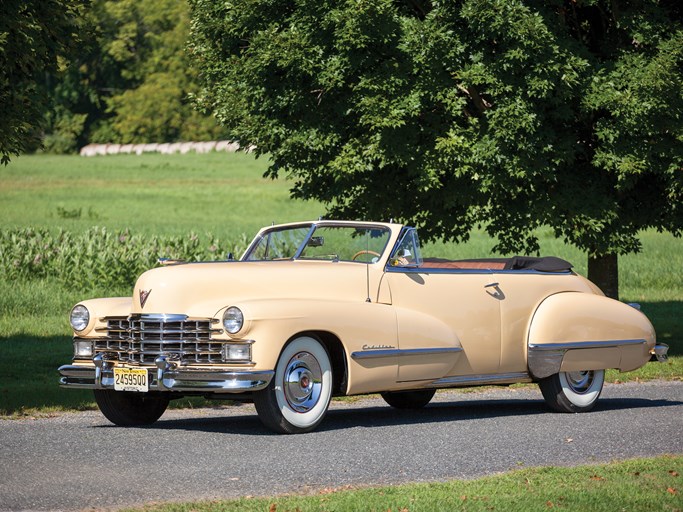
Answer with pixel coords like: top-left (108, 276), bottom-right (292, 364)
top-left (485, 282), bottom-right (505, 300)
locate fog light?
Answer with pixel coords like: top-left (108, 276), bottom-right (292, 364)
top-left (74, 340), bottom-right (94, 358)
top-left (222, 343), bottom-right (251, 362)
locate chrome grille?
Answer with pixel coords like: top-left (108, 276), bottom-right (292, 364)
top-left (95, 314), bottom-right (224, 365)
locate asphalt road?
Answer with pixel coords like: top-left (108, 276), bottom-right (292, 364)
top-left (1, 381), bottom-right (681, 511)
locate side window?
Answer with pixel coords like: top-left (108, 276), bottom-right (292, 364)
top-left (389, 228), bottom-right (423, 267)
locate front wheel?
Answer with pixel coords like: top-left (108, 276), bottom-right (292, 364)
top-left (539, 369), bottom-right (605, 413)
top-left (253, 336), bottom-right (333, 434)
top-left (94, 389), bottom-right (170, 426)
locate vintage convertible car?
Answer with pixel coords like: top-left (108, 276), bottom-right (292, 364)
top-left (59, 220), bottom-right (668, 433)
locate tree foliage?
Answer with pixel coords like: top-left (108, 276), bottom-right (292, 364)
top-left (2, 0), bottom-right (226, 157)
top-left (99, 0), bottom-right (225, 143)
top-left (0, 0), bottom-right (87, 164)
top-left (190, 0), bottom-right (682, 297)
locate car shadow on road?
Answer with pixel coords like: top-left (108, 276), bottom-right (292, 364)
top-left (317, 396), bottom-right (682, 433)
top-left (96, 395), bottom-right (682, 435)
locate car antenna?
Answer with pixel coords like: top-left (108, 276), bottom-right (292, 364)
top-left (365, 231), bottom-right (372, 303)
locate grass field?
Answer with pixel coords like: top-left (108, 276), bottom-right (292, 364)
top-left (0, 152), bottom-right (321, 238)
top-left (124, 455), bottom-right (683, 512)
top-left (0, 152), bottom-right (681, 416)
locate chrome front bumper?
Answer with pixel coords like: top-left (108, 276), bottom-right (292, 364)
top-left (58, 355), bottom-right (274, 393)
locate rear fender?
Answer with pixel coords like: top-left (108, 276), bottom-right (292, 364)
top-left (527, 292), bottom-right (656, 379)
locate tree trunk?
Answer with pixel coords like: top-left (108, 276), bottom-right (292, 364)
top-left (587, 253), bottom-right (619, 300)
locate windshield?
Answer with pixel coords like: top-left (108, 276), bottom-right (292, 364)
top-left (243, 224), bottom-right (391, 263)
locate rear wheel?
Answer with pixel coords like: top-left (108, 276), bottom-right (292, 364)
top-left (539, 370), bottom-right (605, 413)
top-left (94, 389), bottom-right (170, 426)
top-left (381, 389), bottom-right (436, 409)
top-left (254, 336), bottom-right (333, 434)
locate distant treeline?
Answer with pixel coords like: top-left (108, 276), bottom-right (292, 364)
top-left (37, 0), bottom-right (227, 155)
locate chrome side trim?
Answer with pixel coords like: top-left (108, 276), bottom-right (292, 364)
top-left (351, 347), bottom-right (463, 360)
top-left (527, 339), bottom-right (647, 379)
top-left (429, 372), bottom-right (531, 388)
top-left (58, 363), bottom-right (274, 393)
top-left (529, 339), bottom-right (647, 351)
top-left (385, 267), bottom-right (573, 276)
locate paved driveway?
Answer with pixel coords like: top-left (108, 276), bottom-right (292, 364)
top-left (1, 381), bottom-right (681, 511)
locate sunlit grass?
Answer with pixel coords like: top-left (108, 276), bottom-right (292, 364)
top-left (124, 455), bottom-right (683, 512)
top-left (0, 152), bottom-right (322, 238)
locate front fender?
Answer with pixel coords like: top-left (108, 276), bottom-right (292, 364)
top-left (527, 292), bottom-right (656, 379)
top-left (72, 297), bottom-right (132, 337)
top-left (221, 298), bottom-right (399, 393)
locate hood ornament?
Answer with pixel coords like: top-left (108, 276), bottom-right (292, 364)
top-left (139, 289), bottom-right (152, 309)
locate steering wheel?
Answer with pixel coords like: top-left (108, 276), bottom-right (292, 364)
top-left (351, 250), bottom-right (381, 261)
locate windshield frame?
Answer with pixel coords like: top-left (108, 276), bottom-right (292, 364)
top-left (241, 221), bottom-right (394, 264)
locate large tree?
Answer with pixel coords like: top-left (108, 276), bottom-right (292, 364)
top-left (189, 0), bottom-right (682, 298)
top-left (0, 0), bottom-right (87, 163)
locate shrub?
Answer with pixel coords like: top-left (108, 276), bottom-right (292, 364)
top-left (0, 227), bottom-right (249, 290)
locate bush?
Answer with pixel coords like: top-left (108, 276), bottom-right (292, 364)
top-left (0, 227), bottom-right (249, 290)
top-left (41, 112), bottom-right (88, 155)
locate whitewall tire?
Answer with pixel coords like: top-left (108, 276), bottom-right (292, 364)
top-left (254, 336), bottom-right (333, 434)
top-left (539, 369), bottom-right (605, 413)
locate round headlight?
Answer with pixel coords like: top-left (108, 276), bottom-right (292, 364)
top-left (223, 306), bottom-right (244, 334)
top-left (70, 305), bottom-right (90, 332)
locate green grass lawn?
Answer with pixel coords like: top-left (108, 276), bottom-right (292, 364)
top-left (0, 152), bottom-right (321, 238)
top-left (124, 455), bottom-right (682, 512)
top-left (0, 152), bottom-right (681, 416)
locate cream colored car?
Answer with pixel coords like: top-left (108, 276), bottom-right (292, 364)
top-left (59, 220), bottom-right (668, 433)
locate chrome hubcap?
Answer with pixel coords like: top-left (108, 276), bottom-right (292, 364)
top-left (283, 352), bottom-right (322, 413)
top-left (566, 371), bottom-right (594, 394)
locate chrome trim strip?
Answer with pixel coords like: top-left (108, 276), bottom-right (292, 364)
top-left (100, 314), bottom-right (219, 323)
top-left (58, 364), bottom-right (274, 393)
top-left (351, 347), bottom-right (463, 360)
top-left (527, 338), bottom-right (648, 379)
top-left (429, 372), bottom-right (531, 388)
top-left (385, 267), bottom-right (572, 275)
top-left (528, 339), bottom-right (647, 351)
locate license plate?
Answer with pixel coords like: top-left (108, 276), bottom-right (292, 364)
top-left (113, 367), bottom-right (149, 392)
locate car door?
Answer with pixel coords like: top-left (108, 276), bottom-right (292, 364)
top-left (383, 269), bottom-right (502, 381)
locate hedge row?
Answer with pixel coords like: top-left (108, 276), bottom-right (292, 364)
top-left (1, 228), bottom-right (249, 290)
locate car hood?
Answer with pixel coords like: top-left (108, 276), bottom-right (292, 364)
top-left (130, 260), bottom-right (372, 318)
